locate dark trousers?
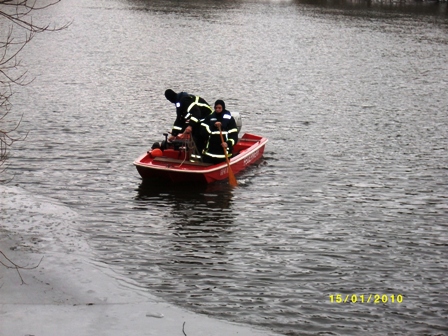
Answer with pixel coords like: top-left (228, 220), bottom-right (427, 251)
top-left (202, 154), bottom-right (226, 164)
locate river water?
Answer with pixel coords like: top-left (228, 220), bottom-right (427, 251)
top-left (5, 0), bottom-right (448, 335)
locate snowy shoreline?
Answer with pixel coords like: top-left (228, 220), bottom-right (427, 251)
top-left (0, 185), bottom-right (278, 336)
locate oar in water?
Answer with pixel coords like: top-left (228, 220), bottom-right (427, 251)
top-left (218, 124), bottom-right (238, 187)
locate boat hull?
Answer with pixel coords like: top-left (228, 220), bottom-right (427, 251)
top-left (133, 133), bottom-right (268, 184)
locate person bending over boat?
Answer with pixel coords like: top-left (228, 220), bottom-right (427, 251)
top-left (164, 89), bottom-right (213, 157)
top-left (200, 100), bottom-right (238, 164)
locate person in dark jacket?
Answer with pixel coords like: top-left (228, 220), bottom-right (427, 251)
top-left (164, 89), bottom-right (213, 141)
top-left (200, 100), bottom-right (238, 164)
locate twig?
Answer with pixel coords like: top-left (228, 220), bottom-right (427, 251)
top-left (182, 321), bottom-right (187, 336)
top-left (0, 250), bottom-right (44, 285)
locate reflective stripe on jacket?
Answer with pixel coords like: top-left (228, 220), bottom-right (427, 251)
top-left (171, 95), bottom-right (212, 135)
top-left (200, 112), bottom-right (238, 159)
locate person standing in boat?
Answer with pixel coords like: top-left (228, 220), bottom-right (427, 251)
top-left (200, 100), bottom-right (238, 164)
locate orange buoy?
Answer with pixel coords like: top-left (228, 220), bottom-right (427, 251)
top-left (150, 148), bottom-right (163, 157)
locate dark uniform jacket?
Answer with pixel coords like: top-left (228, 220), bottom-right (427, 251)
top-left (200, 111), bottom-right (238, 162)
top-left (171, 93), bottom-right (213, 136)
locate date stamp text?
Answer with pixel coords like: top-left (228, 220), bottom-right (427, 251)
top-left (329, 294), bottom-right (403, 304)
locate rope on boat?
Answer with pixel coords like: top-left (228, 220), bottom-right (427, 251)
top-left (176, 137), bottom-right (202, 167)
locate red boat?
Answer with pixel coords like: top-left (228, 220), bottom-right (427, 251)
top-left (133, 133), bottom-right (268, 184)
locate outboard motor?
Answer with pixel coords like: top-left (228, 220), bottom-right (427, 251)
top-left (152, 133), bottom-right (188, 151)
top-left (231, 111), bottom-right (242, 134)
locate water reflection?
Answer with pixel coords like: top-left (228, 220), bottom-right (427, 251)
top-left (127, 0), bottom-right (448, 17)
top-left (133, 181), bottom-right (242, 301)
top-left (126, 0), bottom-right (242, 17)
top-left (136, 180), bottom-right (235, 218)
top-left (293, 0), bottom-right (448, 16)
top-left (135, 180), bottom-right (236, 266)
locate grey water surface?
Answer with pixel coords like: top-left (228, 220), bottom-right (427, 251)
top-left (7, 0), bottom-right (448, 335)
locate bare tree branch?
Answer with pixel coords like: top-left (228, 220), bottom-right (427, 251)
top-left (1, 1), bottom-right (66, 281)
top-left (0, 250), bottom-right (44, 285)
top-left (0, 0), bottom-right (69, 181)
